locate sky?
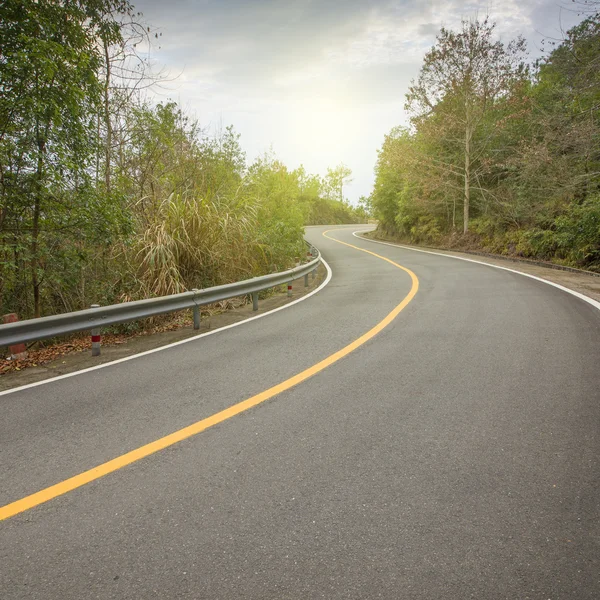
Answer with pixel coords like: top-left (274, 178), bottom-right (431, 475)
top-left (133, 0), bottom-right (584, 203)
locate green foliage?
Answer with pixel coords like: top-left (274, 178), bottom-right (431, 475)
top-left (292, 163), bottom-right (363, 225)
top-left (0, 88), bottom-right (359, 319)
top-left (517, 198), bottom-right (600, 265)
top-left (0, 3), bottom-right (368, 322)
top-left (304, 197), bottom-right (363, 225)
top-left (245, 156), bottom-right (306, 267)
top-left (322, 163), bottom-right (353, 203)
top-left (405, 18), bottom-right (528, 233)
top-left (372, 13), bottom-right (600, 271)
top-left (0, 0), bottom-right (134, 316)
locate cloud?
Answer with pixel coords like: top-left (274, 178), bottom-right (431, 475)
top-left (418, 22), bottom-right (440, 36)
top-left (133, 0), bottom-right (585, 201)
top-left (139, 0), bottom-right (548, 97)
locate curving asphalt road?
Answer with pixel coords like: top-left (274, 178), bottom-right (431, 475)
top-left (1, 226), bottom-right (599, 599)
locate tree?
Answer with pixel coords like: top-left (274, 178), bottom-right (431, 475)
top-left (0, 0), bottom-right (132, 316)
top-left (0, 2), bottom-right (365, 321)
top-left (323, 163), bottom-right (353, 203)
top-left (406, 18), bottom-right (528, 233)
top-left (537, 12), bottom-right (600, 196)
top-left (97, 9), bottom-right (164, 196)
top-left (371, 14), bottom-right (600, 271)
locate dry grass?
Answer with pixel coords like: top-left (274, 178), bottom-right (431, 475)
top-left (131, 192), bottom-right (265, 297)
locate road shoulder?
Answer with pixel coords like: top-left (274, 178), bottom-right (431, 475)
top-left (0, 265), bottom-right (328, 393)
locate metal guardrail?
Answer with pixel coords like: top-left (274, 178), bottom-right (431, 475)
top-left (0, 245), bottom-right (322, 352)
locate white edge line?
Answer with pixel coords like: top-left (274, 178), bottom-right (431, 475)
top-left (0, 258), bottom-right (333, 397)
top-left (352, 230), bottom-right (600, 312)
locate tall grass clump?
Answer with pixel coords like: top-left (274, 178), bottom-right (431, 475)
top-left (131, 192), bottom-right (272, 298)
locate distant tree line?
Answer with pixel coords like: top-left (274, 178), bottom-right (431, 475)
top-left (370, 6), bottom-right (600, 271)
top-left (0, 0), bottom-right (364, 320)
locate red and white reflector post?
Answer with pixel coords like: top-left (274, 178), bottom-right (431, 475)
top-left (2, 313), bottom-right (28, 360)
top-left (287, 284), bottom-right (292, 298)
top-left (90, 304), bottom-right (101, 356)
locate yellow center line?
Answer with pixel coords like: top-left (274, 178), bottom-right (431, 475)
top-left (0, 230), bottom-right (418, 522)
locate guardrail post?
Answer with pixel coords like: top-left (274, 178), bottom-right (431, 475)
top-left (191, 290), bottom-right (200, 330)
top-left (2, 313), bottom-right (28, 360)
top-left (287, 283), bottom-right (292, 297)
top-left (304, 273), bottom-right (309, 287)
top-left (90, 304), bottom-right (101, 356)
top-left (252, 292), bottom-right (259, 311)
top-left (311, 267), bottom-right (316, 281)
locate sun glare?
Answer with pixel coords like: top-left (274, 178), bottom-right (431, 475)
top-left (289, 97), bottom-right (356, 161)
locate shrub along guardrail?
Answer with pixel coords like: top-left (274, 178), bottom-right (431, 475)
top-left (0, 245), bottom-right (322, 356)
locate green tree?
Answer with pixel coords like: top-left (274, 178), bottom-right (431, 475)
top-left (406, 18), bottom-right (528, 233)
top-left (323, 163), bottom-right (353, 203)
top-left (0, 0), bottom-right (131, 316)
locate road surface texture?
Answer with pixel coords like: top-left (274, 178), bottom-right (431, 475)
top-left (1, 226), bottom-right (599, 599)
